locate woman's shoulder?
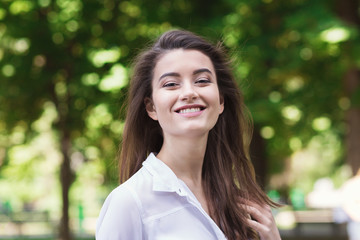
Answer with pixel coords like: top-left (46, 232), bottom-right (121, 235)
top-left (96, 171), bottom-right (147, 239)
top-left (96, 170), bottom-right (149, 228)
top-left (103, 166), bottom-right (154, 207)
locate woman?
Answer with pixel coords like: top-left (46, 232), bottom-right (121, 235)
top-left (96, 29), bottom-right (281, 240)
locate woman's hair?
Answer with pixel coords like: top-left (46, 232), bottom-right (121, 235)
top-left (119, 29), bottom-right (276, 240)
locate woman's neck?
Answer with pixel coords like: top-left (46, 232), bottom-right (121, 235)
top-left (156, 134), bottom-right (208, 185)
top-left (156, 133), bottom-right (211, 216)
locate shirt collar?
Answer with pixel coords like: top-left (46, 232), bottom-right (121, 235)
top-left (142, 153), bottom-right (184, 193)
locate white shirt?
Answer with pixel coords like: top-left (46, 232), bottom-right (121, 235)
top-left (96, 153), bottom-right (227, 240)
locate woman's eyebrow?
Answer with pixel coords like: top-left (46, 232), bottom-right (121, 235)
top-left (159, 68), bottom-right (212, 81)
top-left (193, 68), bottom-right (213, 75)
top-left (159, 72), bottom-right (180, 81)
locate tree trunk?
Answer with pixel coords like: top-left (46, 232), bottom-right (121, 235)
top-left (344, 68), bottom-right (360, 175)
top-left (336, 0), bottom-right (360, 176)
top-left (59, 130), bottom-right (75, 240)
top-left (48, 76), bottom-right (75, 239)
top-left (250, 126), bottom-right (267, 189)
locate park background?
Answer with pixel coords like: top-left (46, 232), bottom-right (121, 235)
top-left (0, 0), bottom-right (359, 239)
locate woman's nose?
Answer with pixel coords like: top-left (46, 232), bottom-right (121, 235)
top-left (180, 82), bottom-right (198, 101)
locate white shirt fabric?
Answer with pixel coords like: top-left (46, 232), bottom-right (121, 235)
top-left (96, 153), bottom-right (227, 240)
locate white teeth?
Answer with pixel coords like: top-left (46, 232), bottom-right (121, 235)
top-left (179, 108), bottom-right (201, 114)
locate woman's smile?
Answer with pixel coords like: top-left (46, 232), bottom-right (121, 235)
top-left (175, 104), bottom-right (206, 117)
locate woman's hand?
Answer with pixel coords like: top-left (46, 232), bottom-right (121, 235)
top-left (243, 200), bottom-right (281, 240)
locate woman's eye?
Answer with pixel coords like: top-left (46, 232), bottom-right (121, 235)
top-left (163, 82), bottom-right (178, 88)
top-left (196, 78), bottom-right (211, 84)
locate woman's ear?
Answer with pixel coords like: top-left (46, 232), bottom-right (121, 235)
top-left (219, 95), bottom-right (224, 114)
top-left (144, 97), bottom-right (158, 120)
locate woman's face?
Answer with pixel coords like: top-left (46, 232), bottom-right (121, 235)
top-left (146, 49), bottom-right (224, 139)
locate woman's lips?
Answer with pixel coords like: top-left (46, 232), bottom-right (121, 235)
top-left (175, 105), bottom-right (206, 117)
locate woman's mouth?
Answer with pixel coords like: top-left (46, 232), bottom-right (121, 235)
top-left (175, 105), bottom-right (206, 117)
top-left (178, 107), bottom-right (201, 114)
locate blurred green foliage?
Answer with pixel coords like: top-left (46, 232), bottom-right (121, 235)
top-left (0, 0), bottom-right (359, 237)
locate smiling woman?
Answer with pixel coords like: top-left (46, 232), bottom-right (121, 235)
top-left (96, 30), bottom-right (281, 240)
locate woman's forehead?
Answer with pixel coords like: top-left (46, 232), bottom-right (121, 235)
top-left (153, 49), bottom-right (215, 75)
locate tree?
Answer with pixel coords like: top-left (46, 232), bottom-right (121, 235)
top-left (335, 0), bottom-right (360, 176)
top-left (221, 0), bottom-right (360, 190)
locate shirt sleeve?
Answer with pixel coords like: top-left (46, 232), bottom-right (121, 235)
top-left (96, 185), bottom-right (143, 240)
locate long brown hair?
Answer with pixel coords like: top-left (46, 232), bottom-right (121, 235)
top-left (120, 29), bottom-right (276, 240)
